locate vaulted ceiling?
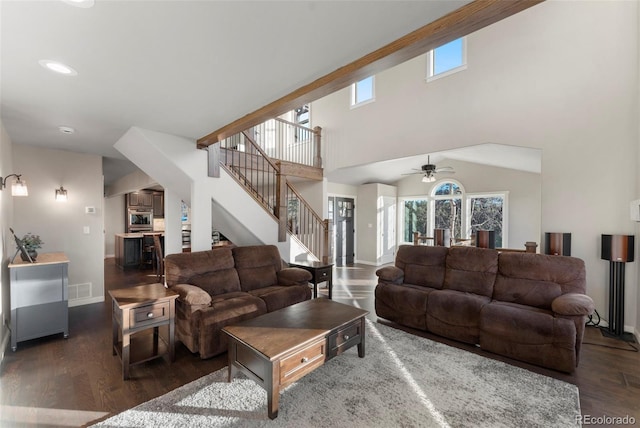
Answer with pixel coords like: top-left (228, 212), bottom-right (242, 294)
top-left (1, 1), bottom-right (538, 184)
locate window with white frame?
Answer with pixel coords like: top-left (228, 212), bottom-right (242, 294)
top-left (351, 76), bottom-right (375, 107)
top-left (427, 37), bottom-right (466, 81)
top-left (467, 193), bottom-right (506, 248)
top-left (399, 180), bottom-right (507, 247)
top-left (402, 198), bottom-right (429, 242)
top-left (432, 181), bottom-right (463, 241)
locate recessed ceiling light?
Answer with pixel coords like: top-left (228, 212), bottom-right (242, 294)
top-left (58, 126), bottom-right (76, 134)
top-left (61, 0), bottom-right (95, 8)
top-left (38, 60), bottom-right (78, 76)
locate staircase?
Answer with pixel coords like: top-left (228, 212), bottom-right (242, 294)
top-left (114, 119), bottom-right (331, 263)
top-left (210, 119), bottom-right (330, 262)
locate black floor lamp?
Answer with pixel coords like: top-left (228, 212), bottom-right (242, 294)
top-left (601, 234), bottom-right (635, 342)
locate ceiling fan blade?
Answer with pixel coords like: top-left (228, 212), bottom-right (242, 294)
top-left (435, 166), bottom-right (454, 172)
top-left (401, 171), bottom-right (423, 176)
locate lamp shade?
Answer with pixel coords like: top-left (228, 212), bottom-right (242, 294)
top-left (601, 234), bottom-right (634, 262)
top-left (476, 230), bottom-right (495, 249)
top-left (545, 232), bottom-right (571, 256)
top-left (11, 178), bottom-right (28, 196)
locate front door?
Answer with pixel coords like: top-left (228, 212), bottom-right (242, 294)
top-left (332, 197), bottom-right (355, 266)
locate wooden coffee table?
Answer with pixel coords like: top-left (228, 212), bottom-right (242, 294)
top-left (222, 299), bottom-right (368, 419)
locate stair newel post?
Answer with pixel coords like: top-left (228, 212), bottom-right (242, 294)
top-left (207, 142), bottom-right (220, 178)
top-left (313, 126), bottom-right (322, 168)
top-left (276, 172), bottom-right (287, 242)
top-left (322, 219), bottom-right (330, 264)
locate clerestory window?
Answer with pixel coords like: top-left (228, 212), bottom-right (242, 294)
top-left (351, 76), bottom-right (375, 107)
top-left (426, 37), bottom-right (467, 82)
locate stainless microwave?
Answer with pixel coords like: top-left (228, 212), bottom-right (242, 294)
top-left (128, 209), bottom-right (153, 231)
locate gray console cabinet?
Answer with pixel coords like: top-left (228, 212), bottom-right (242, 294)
top-left (9, 252), bottom-right (69, 351)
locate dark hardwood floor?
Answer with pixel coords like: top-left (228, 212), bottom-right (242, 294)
top-left (1, 258), bottom-right (639, 427)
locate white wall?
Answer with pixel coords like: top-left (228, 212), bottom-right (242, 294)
top-left (396, 158), bottom-right (541, 249)
top-left (1, 121), bottom-right (16, 361)
top-left (12, 145), bottom-right (105, 307)
top-left (356, 183), bottom-right (397, 265)
top-left (104, 195), bottom-right (125, 257)
top-left (313, 1), bottom-right (639, 333)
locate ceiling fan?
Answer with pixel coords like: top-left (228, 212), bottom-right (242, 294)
top-left (402, 156), bottom-right (455, 183)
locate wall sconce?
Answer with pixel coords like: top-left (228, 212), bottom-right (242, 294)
top-left (0, 174), bottom-right (28, 196)
top-left (55, 186), bottom-right (68, 202)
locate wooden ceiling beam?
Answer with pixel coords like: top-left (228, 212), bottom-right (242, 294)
top-left (197, 0), bottom-right (544, 149)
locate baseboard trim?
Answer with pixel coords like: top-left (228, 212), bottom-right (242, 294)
top-left (68, 296), bottom-right (104, 307)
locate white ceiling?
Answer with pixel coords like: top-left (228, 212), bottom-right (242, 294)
top-left (325, 143), bottom-right (542, 186)
top-left (1, 0), bottom-right (471, 184)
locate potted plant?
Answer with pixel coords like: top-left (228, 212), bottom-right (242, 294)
top-left (19, 233), bottom-right (43, 261)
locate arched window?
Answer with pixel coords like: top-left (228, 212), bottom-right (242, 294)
top-left (399, 179), bottom-right (508, 247)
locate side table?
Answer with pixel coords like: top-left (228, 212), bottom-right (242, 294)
top-left (289, 261), bottom-right (334, 299)
top-left (109, 283), bottom-right (178, 379)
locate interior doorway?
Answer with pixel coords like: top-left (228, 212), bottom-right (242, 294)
top-left (329, 196), bottom-right (355, 266)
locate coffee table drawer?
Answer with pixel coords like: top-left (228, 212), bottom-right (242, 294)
top-left (328, 320), bottom-right (362, 358)
top-left (131, 302), bottom-right (170, 328)
top-left (280, 339), bottom-right (325, 384)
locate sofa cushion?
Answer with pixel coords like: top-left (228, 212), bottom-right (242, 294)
top-left (426, 289), bottom-right (490, 344)
top-left (248, 285), bottom-right (312, 312)
top-left (165, 248), bottom-right (241, 296)
top-left (172, 283), bottom-right (212, 306)
top-left (480, 301), bottom-right (577, 373)
top-left (394, 245), bottom-right (448, 289)
top-left (374, 282), bottom-right (434, 330)
top-left (551, 293), bottom-right (595, 316)
top-left (233, 245), bottom-right (282, 291)
top-left (494, 253), bottom-right (586, 310)
top-left (443, 247), bottom-right (499, 297)
top-left (197, 293), bottom-right (268, 359)
top-left (277, 267), bottom-right (312, 285)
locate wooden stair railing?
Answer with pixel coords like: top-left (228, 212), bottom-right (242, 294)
top-left (225, 118), bottom-right (321, 168)
top-left (210, 130), bottom-right (330, 262)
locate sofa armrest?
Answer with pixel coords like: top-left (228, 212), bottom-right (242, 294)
top-left (277, 267), bottom-right (312, 285)
top-left (552, 293), bottom-right (595, 316)
top-left (171, 283), bottom-right (212, 306)
top-left (376, 266), bottom-right (404, 284)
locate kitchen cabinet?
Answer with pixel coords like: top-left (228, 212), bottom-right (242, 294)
top-left (128, 192), bottom-right (153, 209)
top-left (115, 234), bottom-right (142, 269)
top-left (152, 192), bottom-right (164, 217)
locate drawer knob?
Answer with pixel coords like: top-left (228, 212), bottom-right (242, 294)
top-left (301, 357), bottom-right (309, 363)
top-left (147, 313), bottom-right (154, 318)
top-left (344, 335), bottom-right (350, 340)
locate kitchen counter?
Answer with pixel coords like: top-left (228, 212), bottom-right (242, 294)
top-left (115, 233), bottom-right (163, 270)
top-left (115, 232), bottom-right (163, 239)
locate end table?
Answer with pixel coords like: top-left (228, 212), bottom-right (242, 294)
top-left (109, 283), bottom-right (178, 379)
top-left (289, 261), bottom-right (334, 299)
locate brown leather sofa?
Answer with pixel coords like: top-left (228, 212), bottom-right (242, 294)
top-left (375, 245), bottom-right (595, 373)
top-left (165, 245), bottom-right (312, 358)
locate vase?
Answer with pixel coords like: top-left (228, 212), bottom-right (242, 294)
top-left (21, 250), bottom-right (37, 262)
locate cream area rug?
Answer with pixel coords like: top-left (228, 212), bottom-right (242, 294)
top-left (92, 320), bottom-right (580, 427)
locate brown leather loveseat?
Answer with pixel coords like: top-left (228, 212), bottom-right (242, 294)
top-left (375, 245), bottom-right (595, 373)
top-left (165, 245), bottom-right (312, 358)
